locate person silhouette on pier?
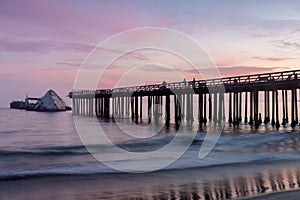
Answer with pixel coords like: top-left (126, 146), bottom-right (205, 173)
top-left (258, 113), bottom-right (262, 124)
top-left (183, 78), bottom-right (187, 87)
top-left (192, 78), bottom-right (196, 88)
top-left (160, 81), bottom-right (167, 90)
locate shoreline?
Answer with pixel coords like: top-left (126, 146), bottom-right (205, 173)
top-left (241, 189), bottom-right (300, 200)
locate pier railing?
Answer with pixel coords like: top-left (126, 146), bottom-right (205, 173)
top-left (69, 69), bottom-right (300, 97)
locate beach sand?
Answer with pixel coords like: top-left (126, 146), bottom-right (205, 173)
top-left (244, 190), bottom-right (300, 200)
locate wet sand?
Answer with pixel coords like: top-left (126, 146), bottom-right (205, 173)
top-left (1, 161), bottom-right (300, 200)
top-left (244, 190), bottom-right (300, 200)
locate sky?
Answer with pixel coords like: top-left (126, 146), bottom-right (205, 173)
top-left (1, 0), bottom-right (300, 106)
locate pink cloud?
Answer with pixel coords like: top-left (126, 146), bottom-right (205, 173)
top-left (215, 58), bottom-right (239, 67)
top-left (250, 33), bottom-right (276, 38)
top-left (97, 68), bottom-right (128, 89)
top-left (183, 66), bottom-right (285, 78)
top-left (1, 0), bottom-right (178, 54)
top-left (89, 2), bottom-right (176, 34)
top-left (218, 66), bottom-right (285, 77)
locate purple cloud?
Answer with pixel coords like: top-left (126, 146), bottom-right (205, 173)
top-left (0, 0), bottom-right (91, 40)
top-left (274, 40), bottom-right (300, 50)
top-left (57, 62), bottom-right (81, 68)
top-left (253, 56), bottom-right (297, 62)
top-left (0, 38), bottom-right (95, 53)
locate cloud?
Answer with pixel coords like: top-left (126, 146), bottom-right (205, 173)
top-left (43, 65), bottom-right (79, 72)
top-left (0, 73), bottom-right (15, 78)
top-left (138, 64), bottom-right (175, 72)
top-left (247, 18), bottom-right (300, 39)
top-left (0, 0), bottom-right (178, 43)
top-left (0, 0), bottom-right (91, 40)
top-left (0, 38), bottom-right (95, 53)
top-left (125, 52), bottom-right (149, 61)
top-left (274, 40), bottom-right (300, 51)
top-left (253, 56), bottom-right (297, 62)
top-left (57, 62), bottom-right (81, 68)
top-left (249, 33), bottom-right (276, 38)
top-left (92, 47), bottom-right (149, 60)
top-left (218, 66), bottom-right (285, 77)
top-left (183, 66), bottom-right (285, 78)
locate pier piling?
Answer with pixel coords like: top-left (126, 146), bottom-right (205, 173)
top-left (70, 69), bottom-right (300, 130)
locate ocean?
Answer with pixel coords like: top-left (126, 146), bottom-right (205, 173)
top-left (1, 108), bottom-right (300, 200)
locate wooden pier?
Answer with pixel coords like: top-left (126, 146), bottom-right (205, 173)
top-left (69, 69), bottom-right (300, 129)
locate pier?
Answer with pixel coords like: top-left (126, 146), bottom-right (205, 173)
top-left (69, 69), bottom-right (300, 129)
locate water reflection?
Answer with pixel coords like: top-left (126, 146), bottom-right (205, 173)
top-left (92, 165), bottom-right (300, 200)
top-left (3, 165), bottom-right (300, 200)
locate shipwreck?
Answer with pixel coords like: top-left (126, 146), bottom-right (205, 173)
top-left (10, 89), bottom-right (71, 112)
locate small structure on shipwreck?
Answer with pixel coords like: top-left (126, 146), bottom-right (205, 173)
top-left (10, 89), bottom-right (71, 112)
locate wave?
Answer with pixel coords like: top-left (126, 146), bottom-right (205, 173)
top-left (0, 145), bottom-right (88, 157)
top-left (1, 132), bottom-right (299, 157)
top-left (1, 131), bottom-right (300, 182)
top-left (0, 149), bottom-right (88, 157)
top-left (0, 130), bottom-right (26, 135)
top-left (0, 156), bottom-right (297, 181)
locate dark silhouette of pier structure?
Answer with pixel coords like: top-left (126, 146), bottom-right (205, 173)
top-left (69, 69), bottom-right (300, 129)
